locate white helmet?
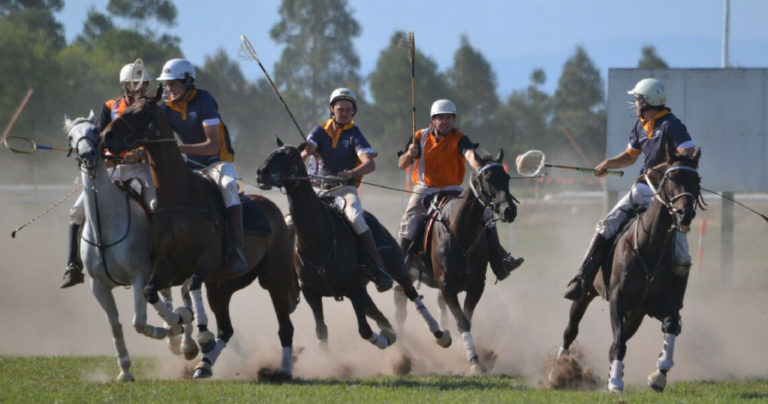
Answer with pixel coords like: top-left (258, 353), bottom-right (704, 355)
top-left (627, 78), bottom-right (666, 107)
top-left (329, 87), bottom-right (357, 115)
top-left (329, 87), bottom-right (357, 106)
top-left (430, 99), bottom-right (457, 117)
top-left (119, 63), bottom-right (150, 83)
top-left (156, 58), bottom-right (196, 81)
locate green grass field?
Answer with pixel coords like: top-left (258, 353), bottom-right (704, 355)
top-left (1, 356), bottom-right (767, 403)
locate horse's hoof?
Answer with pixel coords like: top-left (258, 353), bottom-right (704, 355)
top-left (381, 329), bottom-right (397, 346)
top-left (608, 378), bottom-right (624, 393)
top-left (175, 307), bottom-right (194, 324)
top-left (167, 334), bottom-right (183, 355)
top-left (117, 371), bottom-right (135, 382)
top-left (193, 362), bottom-right (212, 379)
top-left (648, 369), bottom-right (667, 392)
top-left (470, 362), bottom-right (486, 375)
top-left (435, 329), bottom-right (452, 348)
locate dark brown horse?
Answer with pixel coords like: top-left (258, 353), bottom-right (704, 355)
top-left (102, 89), bottom-right (299, 380)
top-left (555, 144), bottom-right (703, 392)
top-left (402, 149), bottom-right (518, 374)
top-left (257, 140), bottom-right (431, 352)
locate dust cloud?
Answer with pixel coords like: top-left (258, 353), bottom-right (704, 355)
top-left (1, 179), bottom-right (767, 387)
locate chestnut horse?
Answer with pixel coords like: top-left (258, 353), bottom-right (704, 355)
top-left (556, 144), bottom-right (703, 392)
top-left (102, 89), bottom-right (299, 379)
top-left (401, 149), bottom-right (518, 374)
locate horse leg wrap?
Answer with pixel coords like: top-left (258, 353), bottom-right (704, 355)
top-left (414, 297), bottom-right (440, 333)
top-left (280, 347), bottom-right (292, 374)
top-left (608, 359), bottom-right (624, 392)
top-left (657, 333), bottom-right (676, 371)
top-left (367, 333), bottom-right (389, 349)
top-left (461, 331), bottom-right (479, 362)
top-left (151, 300), bottom-right (179, 325)
top-left (191, 288), bottom-right (208, 327)
top-left (556, 346), bottom-right (569, 360)
top-left (202, 339), bottom-right (226, 366)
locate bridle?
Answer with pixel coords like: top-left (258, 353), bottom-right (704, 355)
top-left (644, 164), bottom-right (700, 233)
top-left (108, 98), bottom-right (175, 150)
top-left (469, 162), bottom-right (515, 223)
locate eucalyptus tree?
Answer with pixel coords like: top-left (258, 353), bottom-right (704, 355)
top-left (270, 0), bottom-right (362, 129)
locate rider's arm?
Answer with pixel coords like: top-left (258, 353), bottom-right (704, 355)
top-left (178, 120), bottom-right (221, 156)
top-left (340, 152), bottom-right (375, 179)
top-left (398, 140), bottom-right (419, 170)
top-left (463, 148), bottom-right (482, 171)
top-left (595, 150), bottom-right (638, 175)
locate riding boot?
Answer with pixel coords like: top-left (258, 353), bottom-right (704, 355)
top-left (485, 226), bottom-right (524, 281)
top-left (563, 233), bottom-right (611, 300)
top-left (61, 223), bottom-right (84, 288)
top-left (357, 230), bottom-right (394, 292)
top-left (225, 205), bottom-right (248, 279)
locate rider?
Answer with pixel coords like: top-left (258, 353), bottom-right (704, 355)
top-left (299, 87), bottom-right (394, 292)
top-left (61, 62), bottom-right (153, 288)
top-left (156, 58), bottom-right (247, 278)
top-left (562, 77), bottom-right (695, 301)
top-left (397, 99), bottom-right (524, 281)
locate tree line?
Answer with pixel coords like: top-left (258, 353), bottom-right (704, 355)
top-left (0, 0), bottom-right (669, 187)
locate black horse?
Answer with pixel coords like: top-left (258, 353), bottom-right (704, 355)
top-left (257, 140), bottom-right (403, 352)
top-left (399, 149), bottom-right (518, 374)
top-left (555, 144), bottom-right (703, 392)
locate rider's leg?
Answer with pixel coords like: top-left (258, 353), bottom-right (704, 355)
top-left (211, 162), bottom-right (247, 278)
top-left (672, 231), bottom-right (692, 310)
top-left (225, 204), bottom-right (248, 277)
top-left (341, 186), bottom-right (392, 292)
top-left (563, 232), bottom-right (611, 300)
top-left (357, 229), bottom-right (393, 292)
top-left (484, 221), bottom-right (523, 281)
top-left (563, 184), bottom-right (652, 300)
top-left (62, 194), bottom-right (85, 288)
top-left (397, 185), bottom-right (431, 265)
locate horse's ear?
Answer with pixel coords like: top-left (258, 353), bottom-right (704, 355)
top-left (298, 142), bottom-right (307, 152)
top-left (87, 110), bottom-right (95, 122)
top-left (693, 147), bottom-right (701, 164)
top-left (494, 148), bottom-right (504, 163)
top-left (275, 135), bottom-right (284, 147)
top-left (152, 84), bottom-right (163, 103)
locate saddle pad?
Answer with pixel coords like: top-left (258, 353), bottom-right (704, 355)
top-left (243, 200), bottom-right (271, 236)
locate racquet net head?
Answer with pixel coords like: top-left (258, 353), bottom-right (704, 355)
top-left (238, 35), bottom-right (259, 62)
top-left (129, 58), bottom-right (147, 93)
top-left (516, 149), bottom-right (546, 176)
top-left (4, 136), bottom-right (37, 154)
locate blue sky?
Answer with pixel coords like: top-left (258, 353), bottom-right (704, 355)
top-left (56, 0), bottom-right (768, 98)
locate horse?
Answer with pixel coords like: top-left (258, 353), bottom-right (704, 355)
top-left (257, 140), bottom-right (448, 354)
top-left (398, 149), bottom-right (518, 374)
top-left (555, 144), bottom-right (703, 393)
top-left (64, 112), bottom-right (197, 381)
top-left (102, 89), bottom-right (299, 380)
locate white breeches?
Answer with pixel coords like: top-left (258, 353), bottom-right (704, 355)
top-left (597, 183), bottom-right (691, 267)
top-left (315, 185), bottom-right (369, 234)
top-left (397, 184), bottom-right (489, 242)
top-left (197, 161), bottom-right (240, 208)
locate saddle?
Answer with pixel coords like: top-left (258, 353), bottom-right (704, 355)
top-left (405, 190), bottom-right (461, 282)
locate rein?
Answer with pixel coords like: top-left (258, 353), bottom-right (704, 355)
top-left (630, 164), bottom-right (699, 282)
